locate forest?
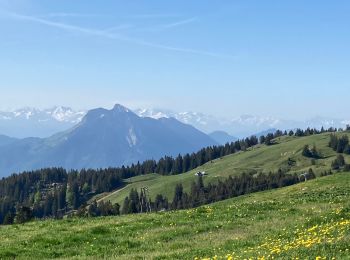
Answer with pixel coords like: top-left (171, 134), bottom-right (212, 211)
top-left (117, 169), bottom-right (312, 215)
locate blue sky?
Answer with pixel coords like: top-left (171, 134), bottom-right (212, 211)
top-left (0, 0), bottom-right (349, 119)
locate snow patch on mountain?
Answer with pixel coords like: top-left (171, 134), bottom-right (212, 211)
top-left (126, 127), bottom-right (137, 147)
top-left (229, 115), bottom-right (282, 129)
top-left (0, 106), bottom-right (86, 123)
top-left (135, 108), bottom-right (350, 138)
top-left (342, 120), bottom-right (350, 125)
top-left (1, 105), bottom-right (349, 139)
top-left (0, 107), bottom-right (87, 138)
top-left (46, 106), bottom-right (85, 123)
top-left (135, 108), bottom-right (169, 119)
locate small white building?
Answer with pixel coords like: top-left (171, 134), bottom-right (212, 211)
top-left (195, 171), bottom-right (207, 177)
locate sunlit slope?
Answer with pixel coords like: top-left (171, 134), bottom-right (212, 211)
top-left (103, 132), bottom-right (350, 204)
top-left (0, 173), bottom-right (349, 259)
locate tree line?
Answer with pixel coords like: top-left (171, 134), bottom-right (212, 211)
top-left (0, 168), bottom-right (124, 224)
top-left (302, 144), bottom-right (321, 159)
top-left (329, 134), bottom-right (350, 154)
top-left (328, 134), bottom-right (350, 171)
top-left (120, 169), bottom-right (312, 214)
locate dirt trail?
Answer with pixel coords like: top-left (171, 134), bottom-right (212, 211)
top-left (96, 186), bottom-right (127, 203)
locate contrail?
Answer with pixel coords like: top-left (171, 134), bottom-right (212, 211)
top-left (5, 12), bottom-right (234, 59)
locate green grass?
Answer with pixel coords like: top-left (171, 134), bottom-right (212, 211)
top-left (101, 132), bottom-right (350, 205)
top-left (0, 172), bottom-right (349, 259)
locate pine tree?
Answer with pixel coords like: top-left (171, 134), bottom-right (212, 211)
top-left (90, 201), bottom-right (98, 217)
top-left (129, 189), bottom-right (140, 213)
top-left (332, 159), bottom-right (340, 170)
top-left (337, 154), bottom-right (345, 167)
top-left (172, 184), bottom-right (184, 209)
top-left (121, 197), bottom-right (131, 214)
top-left (329, 134), bottom-right (338, 150)
top-left (3, 212), bottom-right (14, 225)
top-left (337, 136), bottom-right (349, 153)
top-left (259, 135), bottom-right (266, 144)
top-left (265, 133), bottom-right (274, 145)
top-left (302, 145), bottom-right (312, 157)
top-left (311, 145), bottom-right (319, 158)
top-left (14, 206), bottom-right (32, 224)
top-left (344, 144), bottom-right (350, 155)
top-left (308, 168), bottom-right (316, 179)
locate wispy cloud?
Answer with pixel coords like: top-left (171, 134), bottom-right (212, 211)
top-left (7, 12), bottom-right (120, 37)
top-left (42, 12), bottom-right (182, 19)
top-left (4, 12), bottom-right (233, 59)
top-left (43, 12), bottom-right (104, 18)
top-left (160, 17), bottom-right (197, 29)
top-left (139, 17), bottom-right (198, 33)
top-left (102, 24), bottom-right (134, 33)
top-left (123, 14), bottom-right (182, 19)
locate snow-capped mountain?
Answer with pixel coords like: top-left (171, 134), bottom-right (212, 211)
top-left (134, 108), bottom-right (223, 131)
top-left (44, 106), bottom-right (86, 123)
top-left (0, 106), bottom-right (86, 138)
top-left (135, 108), bottom-right (350, 137)
top-left (1, 106), bottom-right (349, 139)
top-left (0, 104), bottom-right (218, 177)
top-left (134, 108), bottom-right (286, 137)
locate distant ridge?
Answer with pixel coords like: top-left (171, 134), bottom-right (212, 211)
top-left (0, 104), bottom-right (217, 177)
top-left (135, 108), bottom-right (350, 137)
top-left (209, 131), bottom-right (238, 145)
top-left (1, 106), bottom-right (349, 139)
top-left (0, 106), bottom-right (86, 138)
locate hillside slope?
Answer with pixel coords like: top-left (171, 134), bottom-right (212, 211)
top-left (0, 173), bottom-right (349, 259)
top-left (101, 132), bottom-right (350, 204)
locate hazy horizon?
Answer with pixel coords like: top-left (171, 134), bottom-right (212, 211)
top-left (0, 103), bottom-right (350, 122)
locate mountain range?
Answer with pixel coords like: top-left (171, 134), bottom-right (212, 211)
top-left (1, 106), bottom-right (349, 139)
top-left (0, 105), bottom-right (217, 177)
top-left (0, 106), bottom-right (85, 138)
top-left (135, 109), bottom-right (350, 137)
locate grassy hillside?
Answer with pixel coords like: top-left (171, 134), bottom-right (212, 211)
top-left (0, 172), bottom-right (349, 259)
top-left (101, 132), bottom-right (350, 205)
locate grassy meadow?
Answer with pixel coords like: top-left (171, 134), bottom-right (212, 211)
top-left (100, 132), bottom-right (350, 204)
top-left (1, 132), bottom-right (350, 259)
top-left (0, 172), bottom-right (349, 259)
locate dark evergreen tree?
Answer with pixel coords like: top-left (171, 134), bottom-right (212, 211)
top-left (337, 154), bottom-right (345, 167)
top-left (302, 144), bottom-right (320, 158)
top-left (259, 135), bottom-right (266, 144)
top-left (344, 144), bottom-right (350, 155)
top-left (154, 194), bottom-right (168, 211)
top-left (302, 145), bottom-right (312, 157)
top-left (172, 184), bottom-right (184, 209)
top-left (3, 212), bottom-right (14, 225)
top-left (265, 133), bottom-right (274, 145)
top-left (337, 136), bottom-right (349, 153)
top-left (14, 206), bottom-right (32, 224)
top-left (121, 197), bottom-right (131, 215)
top-left (329, 134), bottom-right (338, 150)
